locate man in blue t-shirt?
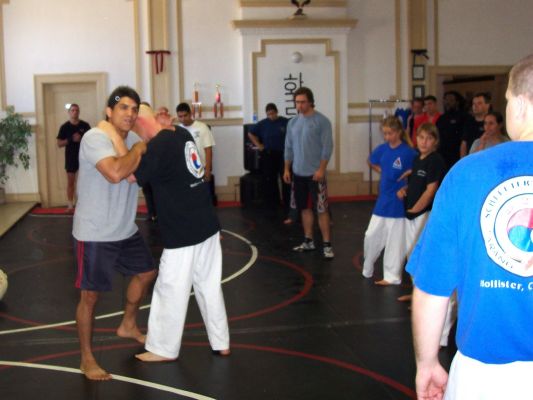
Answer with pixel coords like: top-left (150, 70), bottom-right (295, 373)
top-left (248, 103), bottom-right (290, 213)
top-left (408, 54), bottom-right (533, 400)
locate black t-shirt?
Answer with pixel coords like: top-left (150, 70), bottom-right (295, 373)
top-left (405, 152), bottom-right (446, 220)
top-left (134, 128), bottom-right (220, 248)
top-left (436, 109), bottom-right (467, 170)
top-left (461, 115), bottom-right (485, 152)
top-left (57, 120), bottom-right (91, 169)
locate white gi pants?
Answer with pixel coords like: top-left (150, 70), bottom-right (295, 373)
top-left (145, 232), bottom-right (230, 359)
top-left (405, 212), bottom-right (429, 257)
top-left (444, 351), bottom-right (533, 400)
top-left (363, 215), bottom-right (406, 284)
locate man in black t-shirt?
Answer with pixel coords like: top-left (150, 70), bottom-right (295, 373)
top-left (56, 103), bottom-right (91, 210)
top-left (130, 105), bottom-right (230, 362)
top-left (459, 92), bottom-right (491, 158)
top-left (436, 91), bottom-right (467, 172)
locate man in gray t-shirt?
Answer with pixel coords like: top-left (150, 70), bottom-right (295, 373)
top-left (283, 87), bottom-right (334, 259)
top-left (72, 86), bottom-right (157, 381)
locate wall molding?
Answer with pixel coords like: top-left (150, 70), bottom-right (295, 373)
top-left (240, 0), bottom-right (346, 7)
top-left (232, 18), bottom-right (356, 30)
top-left (428, 65), bottom-right (512, 98)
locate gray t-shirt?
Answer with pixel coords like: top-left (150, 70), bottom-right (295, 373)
top-left (73, 128), bottom-right (141, 242)
top-left (284, 111), bottom-right (333, 176)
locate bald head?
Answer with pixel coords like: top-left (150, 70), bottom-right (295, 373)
top-left (134, 105), bottom-right (161, 140)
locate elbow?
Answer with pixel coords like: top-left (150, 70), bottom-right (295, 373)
top-left (104, 170), bottom-right (123, 184)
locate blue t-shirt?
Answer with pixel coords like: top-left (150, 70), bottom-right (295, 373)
top-left (370, 142), bottom-right (416, 218)
top-left (249, 116), bottom-right (288, 152)
top-left (407, 141), bottom-right (533, 364)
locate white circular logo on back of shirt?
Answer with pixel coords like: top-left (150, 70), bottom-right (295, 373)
top-left (185, 141), bottom-right (204, 179)
top-left (480, 176), bottom-right (533, 277)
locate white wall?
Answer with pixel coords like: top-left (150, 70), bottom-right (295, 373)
top-left (3, 0), bottom-right (136, 113)
top-left (438, 0), bottom-right (533, 66)
top-left (181, 0), bottom-right (243, 107)
top-left (345, 1), bottom-right (397, 178)
top-left (4, 0), bottom-right (533, 196)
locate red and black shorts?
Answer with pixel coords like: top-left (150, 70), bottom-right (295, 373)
top-left (293, 174), bottom-right (329, 213)
top-left (74, 231), bottom-right (155, 292)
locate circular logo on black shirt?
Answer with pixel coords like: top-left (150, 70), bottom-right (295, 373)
top-left (185, 141), bottom-right (204, 179)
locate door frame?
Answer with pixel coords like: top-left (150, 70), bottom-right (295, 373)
top-left (34, 73), bottom-right (107, 207)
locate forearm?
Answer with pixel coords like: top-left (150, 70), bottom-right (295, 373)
top-left (367, 160), bottom-right (381, 174)
top-left (412, 287), bottom-right (449, 367)
top-left (204, 147), bottom-right (213, 172)
top-left (408, 183), bottom-right (438, 213)
top-left (57, 138), bottom-right (68, 148)
top-left (317, 159), bottom-right (328, 174)
top-left (284, 159), bottom-right (292, 174)
top-left (459, 141), bottom-right (467, 158)
top-left (247, 133), bottom-right (262, 149)
top-left (97, 146), bottom-right (145, 183)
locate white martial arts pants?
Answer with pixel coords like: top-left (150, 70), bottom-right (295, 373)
top-left (405, 212), bottom-right (429, 258)
top-left (363, 215), bottom-right (406, 284)
top-left (145, 232), bottom-right (230, 359)
top-left (444, 351), bottom-right (533, 400)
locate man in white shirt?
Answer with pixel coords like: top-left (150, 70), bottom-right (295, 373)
top-left (176, 102), bottom-right (217, 204)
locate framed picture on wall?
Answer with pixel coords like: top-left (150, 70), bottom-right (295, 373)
top-left (412, 64), bottom-right (425, 81)
top-left (413, 85), bottom-right (425, 99)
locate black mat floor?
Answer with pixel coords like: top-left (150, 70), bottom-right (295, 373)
top-left (0, 201), bottom-right (455, 399)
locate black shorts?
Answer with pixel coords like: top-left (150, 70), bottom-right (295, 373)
top-left (293, 174), bottom-right (329, 213)
top-left (65, 156), bottom-right (79, 173)
top-left (74, 231), bottom-right (155, 292)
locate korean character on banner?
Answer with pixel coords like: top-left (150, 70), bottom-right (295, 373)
top-left (284, 73), bottom-right (304, 116)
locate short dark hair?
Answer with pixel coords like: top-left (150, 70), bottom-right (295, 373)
top-left (265, 103), bottom-right (278, 113)
top-left (69, 103), bottom-right (79, 110)
top-left (176, 102), bottom-right (192, 114)
top-left (140, 101), bottom-right (151, 107)
top-left (485, 110), bottom-right (504, 125)
top-left (424, 95), bottom-right (437, 103)
top-left (412, 97), bottom-right (424, 105)
top-left (107, 86), bottom-right (140, 109)
top-left (293, 87), bottom-right (315, 107)
top-left (473, 92), bottom-right (491, 104)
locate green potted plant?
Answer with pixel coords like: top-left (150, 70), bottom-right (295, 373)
top-left (0, 106), bottom-right (32, 204)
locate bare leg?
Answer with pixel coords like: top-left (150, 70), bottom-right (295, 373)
top-left (67, 172), bottom-right (76, 209)
top-left (117, 269), bottom-right (157, 343)
top-left (301, 209), bottom-right (314, 239)
top-left (76, 290), bottom-right (111, 380)
top-left (317, 211), bottom-right (331, 242)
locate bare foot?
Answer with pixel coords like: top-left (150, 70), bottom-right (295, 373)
top-left (135, 351), bottom-right (176, 362)
top-left (80, 360), bottom-right (112, 381)
top-left (397, 294), bottom-right (412, 302)
top-left (283, 218), bottom-right (293, 225)
top-left (374, 279), bottom-right (392, 286)
top-left (117, 325), bottom-right (146, 344)
top-left (212, 349), bottom-right (231, 356)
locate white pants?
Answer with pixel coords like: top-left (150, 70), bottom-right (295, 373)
top-left (145, 232), bottom-right (230, 359)
top-left (444, 351), bottom-right (533, 400)
top-left (405, 212), bottom-right (429, 257)
top-left (363, 215), bottom-right (406, 284)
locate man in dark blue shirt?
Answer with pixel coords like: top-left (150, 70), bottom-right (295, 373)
top-left (248, 103), bottom-right (290, 214)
